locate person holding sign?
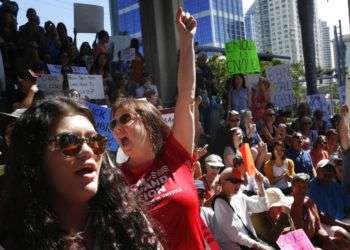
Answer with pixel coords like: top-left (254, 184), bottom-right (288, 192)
top-left (110, 8), bottom-right (205, 249)
top-left (0, 97), bottom-right (160, 249)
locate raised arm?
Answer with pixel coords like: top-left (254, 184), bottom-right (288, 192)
top-left (172, 8), bottom-right (197, 155)
top-left (339, 105), bottom-right (350, 151)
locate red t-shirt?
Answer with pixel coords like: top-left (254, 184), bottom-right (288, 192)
top-left (120, 133), bottom-right (205, 250)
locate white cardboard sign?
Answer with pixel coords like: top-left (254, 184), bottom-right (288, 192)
top-left (67, 74), bottom-right (104, 99)
top-left (266, 64), bottom-right (294, 108)
top-left (74, 3), bottom-right (104, 33)
top-left (121, 48), bottom-right (135, 61)
top-left (37, 74), bottom-right (63, 95)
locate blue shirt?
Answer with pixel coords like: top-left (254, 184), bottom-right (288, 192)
top-left (286, 149), bottom-right (314, 178)
top-left (229, 88), bottom-right (249, 112)
top-left (308, 178), bottom-right (350, 220)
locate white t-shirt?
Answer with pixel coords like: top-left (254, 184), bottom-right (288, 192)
top-left (272, 163), bottom-right (291, 190)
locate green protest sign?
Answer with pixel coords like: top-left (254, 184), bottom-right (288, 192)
top-left (225, 40), bottom-right (261, 75)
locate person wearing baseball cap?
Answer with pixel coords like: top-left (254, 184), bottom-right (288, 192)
top-left (291, 172), bottom-right (350, 249)
top-left (198, 154), bottom-right (225, 201)
top-left (213, 167), bottom-right (273, 250)
top-left (308, 159), bottom-right (350, 222)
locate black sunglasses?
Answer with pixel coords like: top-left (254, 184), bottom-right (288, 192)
top-left (109, 113), bottom-right (133, 130)
top-left (48, 133), bottom-right (107, 157)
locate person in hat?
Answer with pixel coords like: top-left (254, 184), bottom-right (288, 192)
top-left (291, 173), bottom-right (350, 249)
top-left (10, 69), bottom-right (43, 110)
top-left (213, 167), bottom-right (273, 250)
top-left (251, 187), bottom-right (295, 247)
top-left (308, 159), bottom-right (350, 222)
top-left (199, 154), bottom-right (225, 201)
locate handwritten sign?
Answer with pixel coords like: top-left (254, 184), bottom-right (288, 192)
top-left (225, 40), bottom-right (261, 75)
top-left (47, 64), bottom-right (89, 75)
top-left (160, 108), bottom-right (175, 128)
top-left (245, 74), bottom-right (261, 89)
top-left (121, 48), bottom-right (135, 61)
top-left (37, 74), bottom-right (63, 95)
top-left (47, 64), bottom-right (62, 74)
top-left (266, 64), bottom-right (294, 108)
top-left (68, 74), bottom-right (105, 99)
top-left (85, 101), bottom-right (117, 151)
top-left (71, 66), bottom-right (89, 75)
top-left (307, 94), bottom-right (330, 121)
top-left (277, 229), bottom-right (315, 250)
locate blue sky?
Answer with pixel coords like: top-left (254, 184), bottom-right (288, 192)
top-left (14, 0), bottom-right (350, 47)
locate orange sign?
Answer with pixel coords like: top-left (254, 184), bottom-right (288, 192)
top-left (239, 143), bottom-right (256, 176)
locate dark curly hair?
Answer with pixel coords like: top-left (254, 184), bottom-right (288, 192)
top-left (0, 97), bottom-right (160, 249)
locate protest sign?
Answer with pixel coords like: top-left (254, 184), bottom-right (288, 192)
top-left (345, 77), bottom-right (350, 108)
top-left (110, 35), bottom-right (131, 61)
top-left (47, 64), bottom-right (62, 75)
top-left (225, 40), bottom-right (260, 75)
top-left (68, 74), bottom-right (104, 99)
top-left (37, 74), bottom-right (63, 95)
top-left (0, 50), bottom-right (5, 91)
top-left (74, 3), bottom-right (104, 33)
top-left (85, 101), bottom-right (117, 151)
top-left (239, 143), bottom-right (256, 176)
top-left (121, 48), bottom-right (135, 61)
top-left (47, 64), bottom-right (89, 75)
top-left (266, 64), bottom-right (294, 108)
top-left (245, 74), bottom-right (260, 89)
top-left (277, 229), bottom-right (314, 250)
top-left (160, 108), bottom-right (175, 128)
top-left (307, 94), bottom-right (330, 121)
top-left (71, 66), bottom-right (89, 75)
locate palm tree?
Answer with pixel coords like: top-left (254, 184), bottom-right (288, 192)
top-left (297, 0), bottom-right (317, 95)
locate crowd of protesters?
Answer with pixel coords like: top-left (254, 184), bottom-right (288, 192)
top-left (0, 1), bottom-right (350, 250)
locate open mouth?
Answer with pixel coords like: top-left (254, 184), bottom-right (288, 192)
top-left (120, 136), bottom-right (130, 147)
top-left (75, 164), bottom-right (96, 179)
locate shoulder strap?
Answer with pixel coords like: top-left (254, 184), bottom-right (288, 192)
top-left (213, 193), bottom-right (258, 241)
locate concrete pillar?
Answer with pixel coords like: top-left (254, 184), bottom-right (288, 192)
top-left (109, 0), bottom-right (119, 36)
top-left (139, 0), bottom-right (183, 106)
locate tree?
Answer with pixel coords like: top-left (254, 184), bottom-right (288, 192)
top-left (297, 0), bottom-right (317, 95)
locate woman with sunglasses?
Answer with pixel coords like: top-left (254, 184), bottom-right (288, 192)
top-left (110, 8), bottom-right (205, 249)
top-left (0, 97), bottom-right (160, 249)
top-left (264, 141), bottom-right (295, 195)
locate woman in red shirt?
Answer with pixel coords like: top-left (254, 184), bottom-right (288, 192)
top-left (110, 8), bottom-right (205, 250)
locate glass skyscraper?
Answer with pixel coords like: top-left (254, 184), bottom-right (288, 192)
top-left (112, 0), bottom-right (245, 47)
